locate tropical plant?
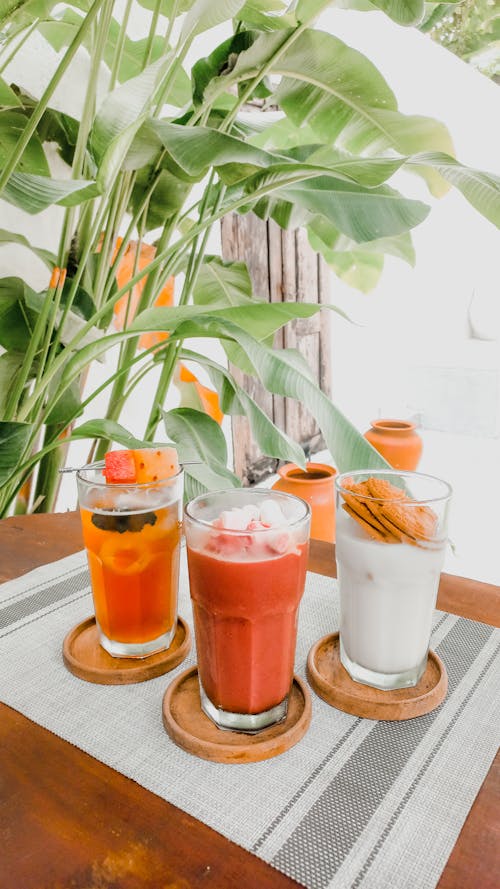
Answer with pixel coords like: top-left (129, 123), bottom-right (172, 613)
top-left (421, 0), bottom-right (500, 81)
top-left (1, 0), bottom-right (500, 516)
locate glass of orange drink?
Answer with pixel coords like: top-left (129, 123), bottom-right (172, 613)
top-left (77, 453), bottom-right (183, 658)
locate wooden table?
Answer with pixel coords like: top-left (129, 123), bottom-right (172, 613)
top-left (1, 512), bottom-right (499, 889)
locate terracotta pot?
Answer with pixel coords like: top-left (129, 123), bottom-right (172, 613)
top-left (272, 462), bottom-right (337, 543)
top-left (363, 419), bottom-right (423, 471)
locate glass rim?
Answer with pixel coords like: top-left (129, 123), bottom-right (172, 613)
top-left (335, 468), bottom-right (452, 504)
top-left (184, 487), bottom-right (311, 533)
top-left (76, 460), bottom-right (184, 488)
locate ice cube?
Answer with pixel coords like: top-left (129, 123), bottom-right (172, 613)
top-left (218, 508), bottom-right (249, 531)
top-left (259, 499), bottom-right (287, 527)
top-left (247, 519), bottom-right (267, 531)
top-left (266, 532), bottom-right (290, 554)
top-left (241, 504), bottom-right (260, 522)
top-left (207, 530), bottom-right (252, 556)
top-left (114, 492), bottom-right (138, 511)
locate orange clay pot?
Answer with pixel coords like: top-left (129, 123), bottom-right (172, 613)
top-left (272, 463), bottom-right (337, 543)
top-left (363, 419), bottom-right (423, 471)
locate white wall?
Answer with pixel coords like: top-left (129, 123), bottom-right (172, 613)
top-left (316, 11), bottom-right (500, 583)
top-left (317, 10), bottom-right (500, 436)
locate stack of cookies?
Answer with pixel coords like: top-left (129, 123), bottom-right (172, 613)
top-left (340, 477), bottom-right (437, 546)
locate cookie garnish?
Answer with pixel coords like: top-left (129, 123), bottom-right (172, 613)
top-left (340, 477), bottom-right (438, 546)
top-left (342, 480), bottom-right (394, 537)
top-left (342, 504), bottom-right (398, 543)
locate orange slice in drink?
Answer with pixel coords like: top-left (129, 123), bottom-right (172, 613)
top-left (99, 537), bottom-right (152, 575)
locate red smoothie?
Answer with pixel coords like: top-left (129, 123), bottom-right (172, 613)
top-left (187, 541), bottom-right (309, 714)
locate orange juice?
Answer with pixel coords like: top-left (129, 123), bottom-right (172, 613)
top-left (77, 464), bottom-right (183, 658)
top-left (80, 505), bottom-right (181, 645)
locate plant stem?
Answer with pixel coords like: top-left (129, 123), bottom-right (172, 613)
top-left (32, 425), bottom-right (68, 513)
top-left (152, 40), bottom-right (190, 116)
top-left (92, 205), bottom-right (178, 460)
top-left (44, 0), bottom-right (116, 376)
top-left (109, 0), bottom-right (132, 89)
top-left (91, 175), bottom-right (127, 308)
top-left (58, 0), bottom-right (115, 267)
top-left (32, 271), bottom-right (66, 404)
top-left (143, 173), bottom-right (223, 439)
top-left (143, 0), bottom-right (162, 67)
top-left (143, 343), bottom-right (180, 439)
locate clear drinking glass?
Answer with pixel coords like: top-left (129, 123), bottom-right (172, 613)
top-left (184, 489), bottom-right (311, 733)
top-left (335, 469), bottom-right (452, 690)
top-left (77, 462), bottom-right (183, 658)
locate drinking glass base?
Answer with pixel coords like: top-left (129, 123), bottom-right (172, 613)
top-left (340, 637), bottom-right (427, 691)
top-left (98, 622), bottom-right (176, 659)
top-left (199, 682), bottom-right (288, 734)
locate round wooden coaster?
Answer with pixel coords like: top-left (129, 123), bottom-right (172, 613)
top-left (63, 616), bottom-right (191, 685)
top-left (307, 632), bottom-right (447, 721)
top-left (162, 668), bottom-right (311, 763)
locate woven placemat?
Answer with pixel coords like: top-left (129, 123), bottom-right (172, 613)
top-left (1, 550), bottom-right (498, 889)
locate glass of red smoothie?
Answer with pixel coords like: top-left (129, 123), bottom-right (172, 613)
top-left (184, 489), bottom-right (311, 733)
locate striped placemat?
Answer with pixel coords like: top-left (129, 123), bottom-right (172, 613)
top-left (0, 550), bottom-right (498, 889)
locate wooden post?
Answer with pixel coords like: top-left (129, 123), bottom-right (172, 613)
top-left (221, 213), bottom-right (332, 484)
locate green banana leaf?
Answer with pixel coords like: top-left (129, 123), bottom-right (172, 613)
top-left (366, 0), bottom-right (424, 26)
top-left (136, 0), bottom-right (193, 14)
top-left (236, 0), bottom-right (297, 31)
top-left (39, 12), bottom-right (190, 96)
top-left (198, 27), bottom-right (454, 196)
top-left (45, 376), bottom-right (82, 426)
top-left (182, 463), bottom-right (242, 500)
top-left (180, 0), bottom-right (247, 42)
top-left (0, 277), bottom-right (39, 351)
top-left (0, 353), bottom-right (30, 415)
top-left (179, 348), bottom-right (308, 467)
top-left (0, 79), bottom-right (21, 107)
top-left (0, 421), bottom-right (33, 487)
top-left (192, 257), bottom-right (259, 306)
top-left (0, 230), bottom-right (57, 269)
top-left (70, 419), bottom-right (154, 449)
top-left (60, 301), bottom-right (329, 385)
top-left (227, 172), bottom-right (430, 242)
top-left (0, 110), bottom-right (50, 176)
top-left (163, 406), bottom-right (229, 466)
top-left (91, 57), bottom-right (172, 162)
top-left (406, 152), bottom-right (500, 228)
top-left (0, 0), bottom-right (54, 28)
top-left (3, 172), bottom-right (99, 213)
top-left (128, 310), bottom-right (389, 472)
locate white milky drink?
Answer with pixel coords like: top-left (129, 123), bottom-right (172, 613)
top-left (335, 470), bottom-right (452, 691)
top-left (337, 509), bottom-right (445, 678)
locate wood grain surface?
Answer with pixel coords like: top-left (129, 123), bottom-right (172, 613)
top-left (162, 668), bottom-right (311, 764)
top-left (0, 512), bottom-right (499, 889)
top-left (63, 615), bottom-right (191, 684)
top-left (307, 633), bottom-right (447, 721)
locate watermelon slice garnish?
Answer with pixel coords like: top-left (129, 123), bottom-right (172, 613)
top-left (103, 447), bottom-right (180, 484)
top-left (102, 449), bottom-right (136, 484)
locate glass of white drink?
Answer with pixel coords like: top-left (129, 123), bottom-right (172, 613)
top-left (335, 470), bottom-right (452, 691)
